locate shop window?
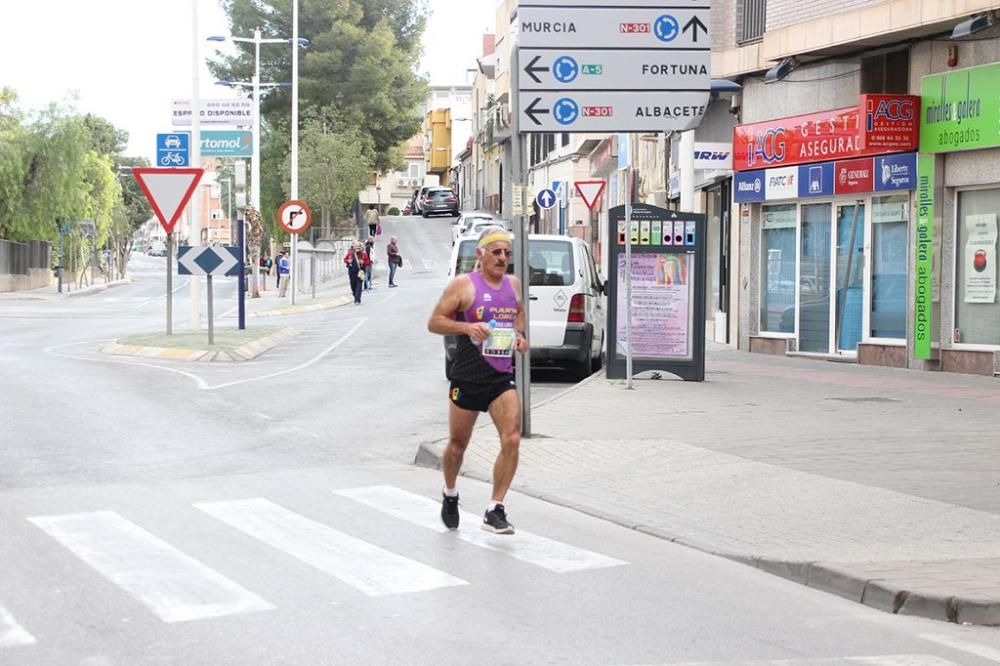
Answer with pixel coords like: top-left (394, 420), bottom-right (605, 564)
top-left (955, 188), bottom-right (1000, 346)
top-left (760, 204), bottom-right (796, 333)
top-left (870, 196), bottom-right (908, 339)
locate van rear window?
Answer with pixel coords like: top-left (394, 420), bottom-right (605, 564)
top-left (454, 239), bottom-right (573, 285)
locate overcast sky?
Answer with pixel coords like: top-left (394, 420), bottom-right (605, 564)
top-left (0, 0), bottom-right (496, 160)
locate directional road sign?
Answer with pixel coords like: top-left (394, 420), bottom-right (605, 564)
top-left (516, 2), bottom-right (711, 134)
top-left (156, 133), bottom-right (190, 167)
top-left (277, 199), bottom-right (312, 234)
top-left (535, 188), bottom-right (558, 210)
top-left (177, 245), bottom-right (241, 277)
top-left (518, 7), bottom-right (709, 49)
top-left (519, 49), bottom-right (709, 91)
top-left (521, 91), bottom-right (709, 133)
top-left (132, 168), bottom-right (204, 235)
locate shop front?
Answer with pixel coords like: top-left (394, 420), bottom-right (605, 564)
top-left (734, 96), bottom-right (920, 365)
top-left (917, 61), bottom-right (1000, 376)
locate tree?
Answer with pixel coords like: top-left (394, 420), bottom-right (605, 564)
top-left (0, 88), bottom-right (29, 240)
top-left (290, 111), bottom-right (373, 237)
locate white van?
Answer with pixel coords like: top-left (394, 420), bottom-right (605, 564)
top-left (444, 233), bottom-right (606, 380)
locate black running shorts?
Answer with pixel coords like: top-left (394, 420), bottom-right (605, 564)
top-left (449, 377), bottom-right (516, 413)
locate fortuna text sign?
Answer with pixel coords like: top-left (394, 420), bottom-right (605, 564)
top-left (518, 49), bottom-right (709, 91)
top-left (172, 99), bottom-right (253, 126)
top-left (516, 2), bottom-right (711, 134)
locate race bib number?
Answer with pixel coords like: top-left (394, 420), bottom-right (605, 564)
top-left (483, 326), bottom-right (515, 357)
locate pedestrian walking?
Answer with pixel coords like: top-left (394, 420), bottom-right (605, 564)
top-left (364, 235), bottom-right (375, 291)
top-left (276, 250), bottom-right (291, 297)
top-left (260, 254), bottom-right (272, 291)
top-left (345, 241), bottom-right (371, 304)
top-left (365, 204), bottom-right (379, 238)
top-left (387, 235), bottom-right (401, 287)
top-left (427, 226), bottom-right (527, 534)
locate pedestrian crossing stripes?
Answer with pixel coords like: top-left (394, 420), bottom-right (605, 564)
top-left (194, 498), bottom-right (469, 596)
top-left (334, 485), bottom-right (627, 573)
top-left (28, 511), bottom-right (275, 623)
top-left (0, 603), bottom-right (34, 648)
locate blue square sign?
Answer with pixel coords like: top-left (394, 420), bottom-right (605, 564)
top-left (156, 132), bottom-right (190, 167)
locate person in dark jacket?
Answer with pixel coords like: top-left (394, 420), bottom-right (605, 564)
top-left (344, 241), bottom-right (371, 304)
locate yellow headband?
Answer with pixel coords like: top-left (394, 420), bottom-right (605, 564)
top-left (478, 233), bottom-right (512, 248)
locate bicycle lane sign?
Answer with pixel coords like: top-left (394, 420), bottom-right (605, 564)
top-left (156, 132), bottom-right (190, 167)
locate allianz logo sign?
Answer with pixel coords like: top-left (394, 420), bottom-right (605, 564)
top-left (737, 177), bottom-right (762, 193)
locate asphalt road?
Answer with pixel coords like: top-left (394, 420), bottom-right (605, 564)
top-left (2, 216), bottom-right (999, 665)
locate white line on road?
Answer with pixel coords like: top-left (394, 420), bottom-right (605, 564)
top-left (334, 485), bottom-right (628, 573)
top-left (28, 511), bottom-right (274, 623)
top-left (622, 656), bottom-right (960, 665)
top-left (204, 316), bottom-right (366, 390)
top-left (194, 498), bottom-right (468, 596)
top-left (43, 339), bottom-right (210, 390)
top-left (920, 634), bottom-right (1000, 663)
top-left (135, 277), bottom-right (191, 309)
top-left (0, 603), bottom-right (35, 648)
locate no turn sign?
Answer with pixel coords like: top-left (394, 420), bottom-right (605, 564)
top-left (277, 199), bottom-right (312, 234)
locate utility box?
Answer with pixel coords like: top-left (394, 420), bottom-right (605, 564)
top-left (606, 204), bottom-right (707, 382)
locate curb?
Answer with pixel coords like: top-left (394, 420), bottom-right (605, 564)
top-left (100, 327), bottom-right (299, 363)
top-left (249, 295), bottom-right (353, 318)
top-left (65, 278), bottom-right (133, 297)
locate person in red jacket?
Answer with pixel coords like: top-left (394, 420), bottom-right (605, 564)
top-left (345, 241), bottom-right (371, 304)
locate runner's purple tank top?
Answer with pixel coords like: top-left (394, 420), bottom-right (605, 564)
top-left (460, 272), bottom-right (518, 375)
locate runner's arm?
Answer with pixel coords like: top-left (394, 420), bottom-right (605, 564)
top-left (427, 277), bottom-right (490, 340)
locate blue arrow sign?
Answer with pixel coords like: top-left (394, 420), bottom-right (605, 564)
top-left (536, 188), bottom-right (557, 210)
top-left (177, 245), bottom-right (241, 276)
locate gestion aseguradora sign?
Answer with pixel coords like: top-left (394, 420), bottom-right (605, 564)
top-left (920, 62), bottom-right (1000, 153)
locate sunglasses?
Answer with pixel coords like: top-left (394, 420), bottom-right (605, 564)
top-left (487, 248), bottom-right (513, 258)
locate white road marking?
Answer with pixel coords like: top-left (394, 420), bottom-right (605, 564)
top-left (0, 603), bottom-right (35, 648)
top-left (41, 316), bottom-right (367, 392)
top-left (334, 485), bottom-right (628, 573)
top-left (625, 656), bottom-right (959, 666)
top-left (205, 316), bottom-right (366, 390)
top-left (920, 633), bottom-right (1000, 663)
top-left (28, 511), bottom-right (274, 623)
top-left (195, 498), bottom-right (467, 596)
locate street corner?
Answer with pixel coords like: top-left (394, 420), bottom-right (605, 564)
top-left (100, 326), bottom-right (300, 363)
top-left (414, 438), bottom-right (446, 470)
top-left (249, 295), bottom-right (353, 318)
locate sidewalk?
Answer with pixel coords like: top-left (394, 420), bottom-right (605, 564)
top-left (416, 345), bottom-right (1000, 626)
top-left (0, 277), bottom-right (131, 300)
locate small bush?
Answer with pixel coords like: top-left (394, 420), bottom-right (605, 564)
top-left (387, 207), bottom-right (400, 216)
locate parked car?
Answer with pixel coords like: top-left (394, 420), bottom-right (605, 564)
top-left (412, 186), bottom-right (435, 215)
top-left (148, 241), bottom-right (167, 257)
top-left (451, 212), bottom-right (503, 244)
top-left (421, 188), bottom-right (460, 217)
top-left (443, 234), bottom-right (606, 380)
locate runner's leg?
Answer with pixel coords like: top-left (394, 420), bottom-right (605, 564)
top-left (486, 388), bottom-right (520, 503)
top-left (444, 400), bottom-right (479, 490)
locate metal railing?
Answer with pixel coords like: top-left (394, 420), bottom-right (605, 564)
top-left (740, 0), bottom-right (766, 44)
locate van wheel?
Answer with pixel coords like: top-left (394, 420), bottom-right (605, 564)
top-left (591, 333), bottom-right (605, 372)
top-left (571, 359), bottom-right (592, 382)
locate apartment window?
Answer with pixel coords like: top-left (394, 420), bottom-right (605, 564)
top-left (740, 0), bottom-right (766, 44)
top-left (408, 163), bottom-right (420, 179)
top-left (562, 133), bottom-right (570, 147)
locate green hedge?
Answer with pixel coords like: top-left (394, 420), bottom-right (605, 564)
top-left (387, 207), bottom-right (400, 216)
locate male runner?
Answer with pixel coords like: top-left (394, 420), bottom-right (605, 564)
top-left (427, 226), bottom-right (527, 534)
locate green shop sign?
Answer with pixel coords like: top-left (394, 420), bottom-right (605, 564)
top-left (913, 155), bottom-right (935, 359)
top-left (920, 62), bottom-right (1000, 153)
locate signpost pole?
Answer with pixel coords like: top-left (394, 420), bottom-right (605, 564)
top-left (189, 0), bottom-right (202, 330)
top-left (511, 44), bottom-right (531, 437)
top-left (207, 274), bottom-right (215, 346)
top-left (166, 233), bottom-right (174, 336)
top-left (624, 170), bottom-right (634, 389)
top-left (237, 214), bottom-right (246, 330)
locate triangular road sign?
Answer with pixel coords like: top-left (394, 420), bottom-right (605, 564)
top-left (574, 180), bottom-right (606, 210)
top-left (133, 167), bottom-right (204, 234)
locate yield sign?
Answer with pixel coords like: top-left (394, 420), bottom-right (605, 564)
top-left (574, 180), bottom-right (606, 210)
top-left (133, 167), bottom-right (204, 234)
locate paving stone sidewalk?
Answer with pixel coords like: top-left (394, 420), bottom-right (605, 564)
top-left (416, 346), bottom-right (1000, 626)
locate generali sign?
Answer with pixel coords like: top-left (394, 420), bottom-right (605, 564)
top-left (733, 95), bottom-right (919, 172)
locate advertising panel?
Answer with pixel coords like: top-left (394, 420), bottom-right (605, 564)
top-left (734, 96), bottom-right (919, 171)
top-left (616, 253), bottom-right (693, 359)
top-left (963, 213), bottom-right (998, 304)
top-left (764, 166), bottom-right (797, 200)
top-left (920, 62), bottom-right (1000, 153)
top-left (798, 162), bottom-right (834, 198)
top-left (734, 170), bottom-right (765, 202)
top-left (834, 158), bottom-right (874, 194)
top-left (874, 152), bottom-right (917, 192)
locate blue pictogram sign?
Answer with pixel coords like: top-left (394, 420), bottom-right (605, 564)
top-left (156, 133), bottom-right (190, 167)
top-left (552, 56), bottom-right (579, 84)
top-left (553, 98), bottom-right (579, 126)
top-left (653, 15), bottom-right (680, 43)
